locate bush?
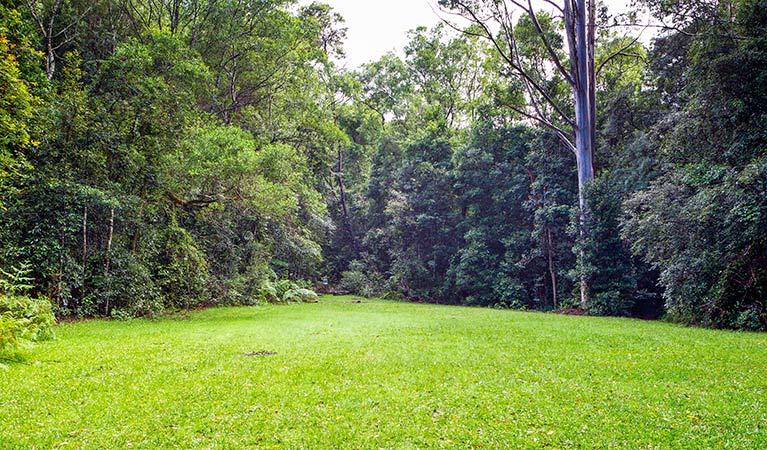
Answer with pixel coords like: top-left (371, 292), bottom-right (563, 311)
top-left (587, 290), bottom-right (633, 317)
top-left (257, 279), bottom-right (318, 303)
top-left (92, 250), bottom-right (163, 318)
top-left (0, 294), bottom-right (55, 351)
top-left (623, 158), bottom-right (767, 330)
top-left (283, 288), bottom-right (319, 303)
top-left (734, 305), bottom-right (767, 332)
top-left (0, 263), bottom-right (55, 352)
top-left (157, 223), bottom-right (209, 309)
top-left (340, 260), bottom-right (385, 298)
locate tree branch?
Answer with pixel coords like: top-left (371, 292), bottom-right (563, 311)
top-left (500, 101), bottom-right (576, 153)
top-left (446, 0), bottom-right (575, 127)
top-left (595, 32), bottom-right (645, 77)
top-left (526, 0), bottom-right (575, 86)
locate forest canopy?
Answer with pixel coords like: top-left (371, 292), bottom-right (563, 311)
top-left (0, 0), bottom-right (765, 331)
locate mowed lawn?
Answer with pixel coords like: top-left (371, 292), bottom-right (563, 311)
top-left (2, 297), bottom-right (766, 449)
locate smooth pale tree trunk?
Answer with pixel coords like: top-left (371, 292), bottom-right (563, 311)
top-left (45, 34), bottom-right (55, 80)
top-left (82, 206), bottom-right (87, 269)
top-left (105, 207), bottom-right (114, 275)
top-left (567, 0), bottom-right (596, 307)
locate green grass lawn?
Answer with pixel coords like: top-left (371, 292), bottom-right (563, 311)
top-left (2, 296), bottom-right (766, 449)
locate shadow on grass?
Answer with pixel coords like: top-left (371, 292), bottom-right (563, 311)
top-left (0, 350), bottom-right (31, 366)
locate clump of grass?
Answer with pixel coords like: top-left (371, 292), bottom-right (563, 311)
top-left (1, 296), bottom-right (766, 448)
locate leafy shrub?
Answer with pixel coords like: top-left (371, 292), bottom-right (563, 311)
top-left (492, 277), bottom-right (527, 309)
top-left (92, 250), bottom-right (163, 318)
top-left (0, 263), bottom-right (55, 351)
top-left (735, 306), bottom-right (766, 332)
top-left (340, 260), bottom-right (384, 298)
top-left (273, 279), bottom-right (296, 300)
top-left (587, 290), bottom-right (633, 317)
top-left (256, 279), bottom-right (279, 303)
top-left (157, 223), bottom-right (209, 309)
top-left (0, 294), bottom-right (55, 350)
top-left (283, 288), bottom-right (319, 303)
top-left (0, 264), bottom-right (34, 296)
top-left (214, 275), bottom-right (261, 306)
top-left (257, 279), bottom-right (318, 303)
top-left (624, 158), bottom-right (767, 330)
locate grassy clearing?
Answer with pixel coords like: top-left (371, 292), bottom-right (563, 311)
top-left (2, 296), bottom-right (766, 449)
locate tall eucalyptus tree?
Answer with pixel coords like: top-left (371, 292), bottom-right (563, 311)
top-left (437, 0), bottom-right (638, 305)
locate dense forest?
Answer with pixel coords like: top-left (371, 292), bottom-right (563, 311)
top-left (1, 0), bottom-right (765, 337)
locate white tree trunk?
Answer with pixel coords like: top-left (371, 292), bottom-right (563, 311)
top-left (569, 0), bottom-right (596, 307)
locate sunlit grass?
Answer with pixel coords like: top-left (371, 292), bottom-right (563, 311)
top-left (2, 296), bottom-right (766, 448)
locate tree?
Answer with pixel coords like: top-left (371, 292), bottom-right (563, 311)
top-left (1, 0), bottom-right (340, 316)
top-left (449, 125), bottom-right (577, 308)
top-left (622, 0), bottom-right (767, 330)
top-left (0, 4), bottom-right (44, 211)
top-left (437, 0), bottom-right (600, 305)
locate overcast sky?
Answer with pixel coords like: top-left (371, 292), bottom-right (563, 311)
top-left (310, 0), bottom-right (642, 69)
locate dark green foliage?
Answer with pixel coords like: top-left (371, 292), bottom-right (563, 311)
top-left (340, 260), bottom-right (387, 298)
top-left (624, 161), bottom-right (767, 329)
top-left (580, 175), bottom-right (663, 317)
top-left (447, 126), bottom-right (576, 309)
top-left (622, 0), bottom-right (767, 329)
top-left (157, 222), bottom-right (209, 309)
top-left (92, 249), bottom-right (163, 318)
top-left (355, 130), bottom-right (462, 301)
top-left (0, 1), bottom-right (339, 318)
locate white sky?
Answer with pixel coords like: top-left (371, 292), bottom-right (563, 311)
top-left (307, 0), bottom-right (642, 69)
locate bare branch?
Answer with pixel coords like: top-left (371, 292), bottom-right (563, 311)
top-left (502, 102), bottom-right (575, 152)
top-left (23, 0), bottom-right (46, 36)
top-left (446, 0), bottom-right (575, 126)
top-left (526, 0), bottom-right (575, 86)
top-left (496, 75), bottom-right (575, 150)
top-left (542, 0), bottom-right (564, 14)
top-left (595, 31), bottom-right (645, 77)
top-left (53, 5), bottom-right (93, 39)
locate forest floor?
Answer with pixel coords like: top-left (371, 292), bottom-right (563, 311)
top-left (2, 296), bottom-right (766, 448)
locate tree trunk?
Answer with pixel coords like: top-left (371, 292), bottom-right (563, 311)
top-left (336, 146), bottom-right (360, 254)
top-left (569, 0), bottom-right (596, 308)
top-left (82, 206), bottom-right (88, 266)
top-left (104, 207), bottom-right (114, 316)
top-left (587, 0), bottom-right (597, 156)
top-left (105, 207), bottom-right (114, 274)
top-left (443, 0), bottom-right (597, 307)
top-left (45, 34), bottom-right (55, 80)
top-left (58, 223), bottom-right (65, 309)
top-left (547, 226), bottom-right (558, 309)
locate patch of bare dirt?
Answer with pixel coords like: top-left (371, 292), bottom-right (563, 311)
top-left (553, 308), bottom-right (586, 316)
top-left (243, 351), bottom-right (277, 357)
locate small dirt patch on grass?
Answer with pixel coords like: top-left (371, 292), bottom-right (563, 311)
top-left (243, 351), bottom-right (277, 357)
top-left (553, 308), bottom-right (586, 316)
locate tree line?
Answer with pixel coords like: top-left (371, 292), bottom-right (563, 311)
top-left (1, 0), bottom-right (765, 331)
